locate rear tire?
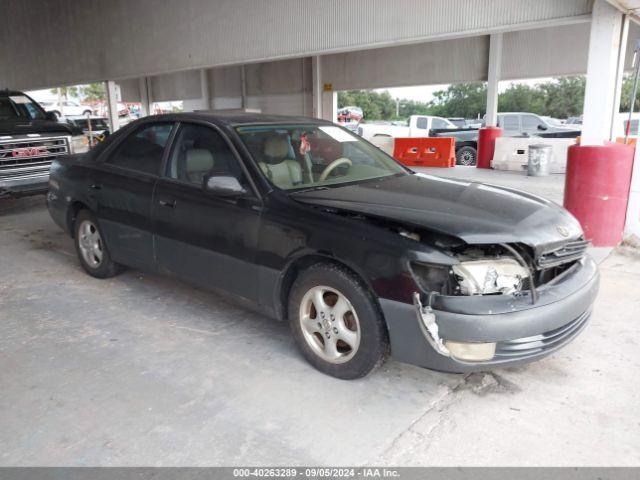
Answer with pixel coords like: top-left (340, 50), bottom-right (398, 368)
top-left (456, 146), bottom-right (477, 166)
top-left (74, 209), bottom-right (122, 279)
top-left (288, 263), bottom-right (389, 379)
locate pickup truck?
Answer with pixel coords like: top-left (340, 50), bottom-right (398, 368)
top-left (0, 90), bottom-right (87, 198)
top-left (358, 115), bottom-right (480, 166)
top-left (496, 113), bottom-right (580, 138)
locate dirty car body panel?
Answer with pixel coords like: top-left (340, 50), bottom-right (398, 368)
top-left (47, 112), bottom-right (598, 373)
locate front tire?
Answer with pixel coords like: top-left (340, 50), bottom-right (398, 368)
top-left (288, 263), bottom-right (388, 379)
top-left (456, 146), bottom-right (477, 166)
top-left (74, 209), bottom-right (121, 278)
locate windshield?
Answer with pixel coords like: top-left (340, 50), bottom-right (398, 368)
top-left (235, 124), bottom-right (407, 191)
top-left (0, 94), bottom-right (47, 121)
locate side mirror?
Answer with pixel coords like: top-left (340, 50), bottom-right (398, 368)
top-left (45, 111), bottom-right (59, 121)
top-left (537, 124), bottom-right (548, 131)
top-left (203, 174), bottom-right (248, 198)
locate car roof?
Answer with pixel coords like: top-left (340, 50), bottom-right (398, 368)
top-left (141, 111), bottom-right (334, 127)
top-left (0, 89), bottom-right (29, 97)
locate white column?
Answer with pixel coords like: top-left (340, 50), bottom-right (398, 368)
top-left (485, 33), bottom-right (503, 127)
top-left (626, 143), bottom-right (640, 237)
top-left (138, 77), bottom-right (151, 117)
top-left (581, 0), bottom-right (624, 145)
top-left (312, 56), bottom-right (322, 119)
top-left (321, 91), bottom-right (337, 123)
top-left (105, 80), bottom-right (119, 132)
top-left (611, 15), bottom-right (630, 139)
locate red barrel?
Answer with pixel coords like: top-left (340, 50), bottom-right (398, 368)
top-left (564, 143), bottom-right (635, 246)
top-left (476, 126), bottom-right (502, 169)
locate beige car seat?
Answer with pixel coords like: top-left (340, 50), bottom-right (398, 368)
top-left (259, 136), bottom-right (302, 188)
top-left (185, 148), bottom-right (215, 184)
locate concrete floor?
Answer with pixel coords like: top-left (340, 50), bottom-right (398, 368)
top-left (1, 173), bottom-right (639, 466)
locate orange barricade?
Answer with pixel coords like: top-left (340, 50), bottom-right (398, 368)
top-left (615, 137), bottom-right (637, 146)
top-left (392, 137), bottom-right (455, 167)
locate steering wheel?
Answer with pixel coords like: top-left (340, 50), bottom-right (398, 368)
top-left (319, 157), bottom-right (352, 182)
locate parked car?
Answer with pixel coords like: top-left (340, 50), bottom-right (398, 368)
top-left (41, 99), bottom-right (93, 119)
top-left (0, 90), bottom-right (86, 198)
top-left (358, 115), bottom-right (480, 166)
top-left (47, 113), bottom-right (599, 379)
top-left (496, 112), bottom-right (580, 138)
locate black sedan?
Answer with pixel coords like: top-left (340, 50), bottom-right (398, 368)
top-left (46, 113), bottom-right (599, 379)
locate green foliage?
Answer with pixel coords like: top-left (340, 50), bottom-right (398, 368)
top-left (620, 74), bottom-right (640, 112)
top-left (428, 83), bottom-right (487, 119)
top-left (498, 83), bottom-right (545, 114)
top-left (337, 90), bottom-right (396, 120)
top-left (338, 75), bottom-right (593, 121)
top-left (50, 86), bottom-right (79, 100)
top-left (80, 83), bottom-right (106, 102)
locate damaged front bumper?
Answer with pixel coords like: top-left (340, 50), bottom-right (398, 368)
top-left (381, 255), bottom-right (599, 373)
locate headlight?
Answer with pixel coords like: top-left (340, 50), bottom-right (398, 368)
top-left (452, 258), bottom-right (528, 295)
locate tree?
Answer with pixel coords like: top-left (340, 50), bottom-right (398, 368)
top-left (427, 83), bottom-right (487, 119)
top-left (539, 76), bottom-right (585, 118)
top-left (50, 86), bottom-right (79, 101)
top-left (80, 83), bottom-right (106, 102)
top-left (337, 75), bottom-right (590, 122)
top-left (337, 90), bottom-right (396, 120)
top-left (498, 83), bottom-right (545, 114)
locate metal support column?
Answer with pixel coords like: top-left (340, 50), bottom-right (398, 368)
top-left (240, 65), bottom-right (247, 109)
top-left (200, 69), bottom-right (210, 110)
top-left (485, 33), bottom-right (503, 127)
top-left (312, 56), bottom-right (322, 119)
top-left (138, 77), bottom-right (151, 117)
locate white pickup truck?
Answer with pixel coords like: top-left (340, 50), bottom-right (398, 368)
top-left (358, 115), bottom-right (480, 166)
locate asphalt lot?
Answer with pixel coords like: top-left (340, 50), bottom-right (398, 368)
top-left (1, 171), bottom-right (639, 466)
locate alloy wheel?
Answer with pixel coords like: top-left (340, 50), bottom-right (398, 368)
top-left (78, 220), bottom-right (104, 268)
top-left (299, 286), bottom-right (361, 364)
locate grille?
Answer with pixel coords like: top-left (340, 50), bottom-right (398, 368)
top-left (494, 309), bottom-right (590, 360)
top-left (536, 239), bottom-right (589, 269)
top-left (0, 137), bottom-right (69, 177)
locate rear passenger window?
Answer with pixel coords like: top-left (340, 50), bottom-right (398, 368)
top-left (107, 123), bottom-right (173, 175)
top-left (501, 116), bottom-right (519, 132)
top-left (167, 124), bottom-right (247, 187)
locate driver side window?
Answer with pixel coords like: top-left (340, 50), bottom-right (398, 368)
top-left (167, 124), bottom-right (248, 188)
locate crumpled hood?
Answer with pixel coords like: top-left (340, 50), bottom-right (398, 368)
top-left (293, 173), bottom-right (583, 251)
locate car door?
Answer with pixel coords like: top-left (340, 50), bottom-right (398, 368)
top-left (152, 122), bottom-right (262, 302)
top-left (91, 121), bottom-right (175, 271)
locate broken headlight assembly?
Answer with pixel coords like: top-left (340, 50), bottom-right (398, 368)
top-left (452, 257), bottom-right (528, 295)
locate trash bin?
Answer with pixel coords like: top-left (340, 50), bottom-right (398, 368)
top-left (527, 144), bottom-right (552, 176)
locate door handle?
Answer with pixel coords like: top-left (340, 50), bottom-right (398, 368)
top-left (88, 183), bottom-right (102, 190)
top-left (159, 199), bottom-right (176, 208)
